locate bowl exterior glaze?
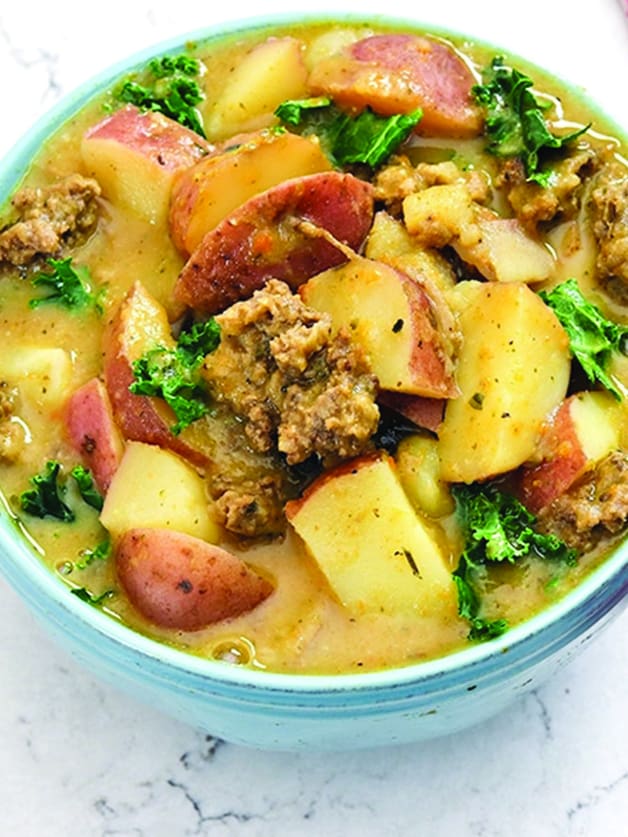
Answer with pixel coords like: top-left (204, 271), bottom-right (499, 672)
top-left (0, 12), bottom-right (627, 751)
top-left (2, 504), bottom-right (626, 750)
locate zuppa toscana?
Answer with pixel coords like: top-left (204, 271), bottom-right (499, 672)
top-left (0, 21), bottom-right (626, 674)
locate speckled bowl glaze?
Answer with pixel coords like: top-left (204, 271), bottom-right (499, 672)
top-left (0, 13), bottom-right (626, 751)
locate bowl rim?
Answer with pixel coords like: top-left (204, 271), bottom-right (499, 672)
top-left (0, 10), bottom-right (627, 696)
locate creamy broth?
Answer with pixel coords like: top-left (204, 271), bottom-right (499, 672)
top-left (0, 21), bottom-right (626, 674)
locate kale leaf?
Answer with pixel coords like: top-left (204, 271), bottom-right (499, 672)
top-left (452, 482), bottom-right (576, 641)
top-left (70, 465), bottom-right (104, 511)
top-left (472, 57), bottom-right (589, 186)
top-left (20, 460), bottom-right (75, 521)
top-left (539, 278), bottom-right (627, 400)
top-left (75, 539), bottom-right (111, 570)
top-left (70, 587), bottom-right (114, 606)
top-left (275, 97), bottom-right (422, 168)
top-left (30, 258), bottom-right (102, 312)
top-left (116, 53), bottom-right (206, 137)
top-left (130, 318), bottom-right (220, 435)
top-left (20, 462), bottom-right (106, 521)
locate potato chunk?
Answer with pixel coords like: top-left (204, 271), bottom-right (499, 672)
top-left (286, 454), bottom-right (456, 616)
top-left (100, 441), bottom-right (219, 542)
top-left (0, 347), bottom-right (73, 411)
top-left (206, 37), bottom-right (308, 139)
top-left (116, 528), bottom-right (273, 631)
top-left (438, 281), bottom-right (571, 483)
top-left (300, 256), bottom-right (457, 397)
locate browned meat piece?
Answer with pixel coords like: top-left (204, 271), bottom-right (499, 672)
top-left (214, 476), bottom-right (288, 538)
top-left (590, 161), bottom-right (628, 304)
top-left (496, 145), bottom-right (597, 231)
top-left (0, 381), bottom-right (25, 461)
top-left (537, 451), bottom-right (628, 553)
top-left (373, 155), bottom-right (490, 216)
top-left (202, 279), bottom-right (379, 466)
top-left (0, 174), bottom-right (101, 266)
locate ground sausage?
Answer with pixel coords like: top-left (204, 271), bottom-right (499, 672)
top-left (0, 381), bottom-right (25, 462)
top-left (496, 145), bottom-right (597, 232)
top-left (202, 279), bottom-right (380, 466)
top-left (0, 174), bottom-right (101, 266)
top-left (590, 160), bottom-right (628, 304)
top-left (537, 451), bottom-right (628, 553)
top-left (374, 156), bottom-right (491, 217)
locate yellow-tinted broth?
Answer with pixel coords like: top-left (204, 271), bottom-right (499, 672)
top-left (0, 21), bottom-right (626, 674)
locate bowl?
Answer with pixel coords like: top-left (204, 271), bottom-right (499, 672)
top-left (0, 12), bottom-right (626, 751)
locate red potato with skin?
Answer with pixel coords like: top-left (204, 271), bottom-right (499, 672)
top-left (378, 391), bottom-right (446, 434)
top-left (103, 281), bottom-right (209, 468)
top-left (65, 377), bottom-right (125, 493)
top-left (300, 256), bottom-right (458, 398)
top-left (116, 528), bottom-right (274, 631)
top-left (308, 34), bottom-right (483, 138)
top-left (81, 105), bottom-right (211, 225)
top-left (169, 129), bottom-right (332, 257)
top-left (174, 171), bottom-right (374, 314)
top-left (519, 392), bottom-right (622, 513)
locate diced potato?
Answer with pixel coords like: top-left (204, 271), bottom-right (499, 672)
top-left (438, 281), bottom-right (571, 483)
top-left (304, 27), bottom-right (369, 70)
top-left (100, 441), bottom-right (219, 542)
top-left (286, 454), bottom-right (456, 616)
top-left (366, 209), bottom-right (417, 259)
top-left (170, 130), bottom-right (331, 255)
top-left (395, 434), bottom-right (454, 518)
top-left (457, 216), bottom-right (555, 284)
top-left (403, 183), bottom-right (477, 247)
top-left (366, 210), bottom-right (457, 295)
top-left (0, 347), bottom-right (73, 411)
top-left (520, 390), bottom-right (624, 512)
top-left (404, 185), bottom-right (554, 286)
top-left (301, 256), bottom-right (457, 397)
top-left (570, 391), bottom-right (622, 461)
top-left (81, 105), bottom-right (209, 226)
top-left (116, 528), bottom-right (272, 630)
top-left (206, 37), bottom-right (309, 139)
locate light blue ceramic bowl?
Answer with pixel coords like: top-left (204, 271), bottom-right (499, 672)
top-left (0, 13), bottom-right (626, 751)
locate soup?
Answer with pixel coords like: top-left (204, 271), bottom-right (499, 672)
top-left (0, 20), bottom-right (626, 674)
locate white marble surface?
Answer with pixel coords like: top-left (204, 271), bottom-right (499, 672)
top-left (0, 1), bottom-right (627, 834)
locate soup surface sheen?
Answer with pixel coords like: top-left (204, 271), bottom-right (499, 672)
top-left (0, 20), bottom-right (626, 674)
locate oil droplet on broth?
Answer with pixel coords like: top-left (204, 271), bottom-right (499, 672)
top-left (211, 636), bottom-right (256, 666)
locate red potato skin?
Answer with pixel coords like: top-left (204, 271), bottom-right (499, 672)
top-left (103, 282), bottom-right (209, 469)
top-left (308, 34), bottom-right (483, 138)
top-left (116, 528), bottom-right (274, 631)
top-left (84, 104), bottom-right (212, 168)
top-left (378, 391), bottom-right (445, 434)
top-left (519, 399), bottom-right (587, 514)
top-left (395, 268), bottom-right (458, 399)
top-left (65, 377), bottom-right (125, 493)
top-left (174, 171), bottom-right (374, 314)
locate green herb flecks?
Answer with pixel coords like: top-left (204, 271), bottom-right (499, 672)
top-left (20, 460), bottom-right (75, 521)
top-left (539, 278), bottom-right (628, 400)
top-left (29, 257), bottom-right (102, 312)
top-left (70, 587), bottom-right (114, 606)
top-left (130, 318), bottom-right (220, 435)
top-left (275, 97), bottom-right (422, 169)
top-left (71, 465), bottom-right (104, 511)
top-left (115, 53), bottom-right (206, 137)
top-left (472, 57), bottom-right (589, 187)
top-left (75, 539), bottom-right (111, 570)
top-left (452, 482), bottom-right (576, 641)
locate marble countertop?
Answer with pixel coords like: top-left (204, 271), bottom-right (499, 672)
top-left (0, 1), bottom-right (626, 834)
